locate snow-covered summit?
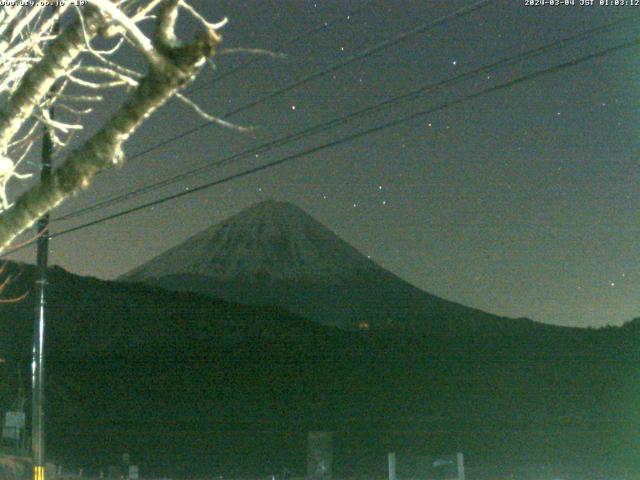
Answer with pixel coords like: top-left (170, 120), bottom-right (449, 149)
top-left (123, 199), bottom-right (373, 283)
top-left (122, 199), bottom-right (527, 332)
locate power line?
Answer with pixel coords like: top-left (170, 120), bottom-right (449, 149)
top-left (152, 1), bottom-right (377, 121)
top-left (54, 16), bottom-right (637, 223)
top-left (49, 0), bottom-right (494, 218)
top-left (10, 36), bottom-right (634, 253)
top-left (184, 0), bottom-right (378, 96)
top-left (116, 0), bottom-right (496, 163)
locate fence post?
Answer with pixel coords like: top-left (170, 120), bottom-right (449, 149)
top-left (388, 452), bottom-right (396, 480)
top-left (456, 453), bottom-right (464, 480)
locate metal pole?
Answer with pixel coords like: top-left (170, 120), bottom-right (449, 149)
top-left (32, 118), bottom-right (52, 480)
top-left (31, 51), bottom-right (56, 480)
top-left (32, 10), bottom-right (60, 479)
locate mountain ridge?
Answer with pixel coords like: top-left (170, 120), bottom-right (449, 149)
top-left (0, 261), bottom-right (636, 477)
top-left (121, 199), bottom-right (544, 331)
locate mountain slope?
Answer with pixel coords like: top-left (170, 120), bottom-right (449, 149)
top-left (0, 262), bottom-right (637, 477)
top-left (122, 200), bottom-right (541, 332)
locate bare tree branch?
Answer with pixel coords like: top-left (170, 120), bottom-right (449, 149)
top-left (0, 0), bottom-right (225, 251)
top-left (0, 8), bottom-right (103, 148)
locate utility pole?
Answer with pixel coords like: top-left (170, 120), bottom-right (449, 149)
top-left (32, 112), bottom-right (52, 480)
top-left (32, 8), bottom-right (57, 476)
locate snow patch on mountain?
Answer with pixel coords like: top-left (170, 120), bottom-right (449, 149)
top-left (124, 199), bottom-right (375, 283)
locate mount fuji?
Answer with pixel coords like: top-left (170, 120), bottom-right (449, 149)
top-left (122, 199), bottom-right (541, 332)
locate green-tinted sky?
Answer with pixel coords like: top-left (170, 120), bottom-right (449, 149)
top-left (8, 0), bottom-right (640, 328)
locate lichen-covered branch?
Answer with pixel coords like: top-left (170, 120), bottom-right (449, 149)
top-left (0, 1), bottom-right (222, 251)
top-left (0, 8), bottom-right (103, 149)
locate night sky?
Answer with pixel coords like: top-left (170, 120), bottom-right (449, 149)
top-left (6, 0), bottom-right (640, 328)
